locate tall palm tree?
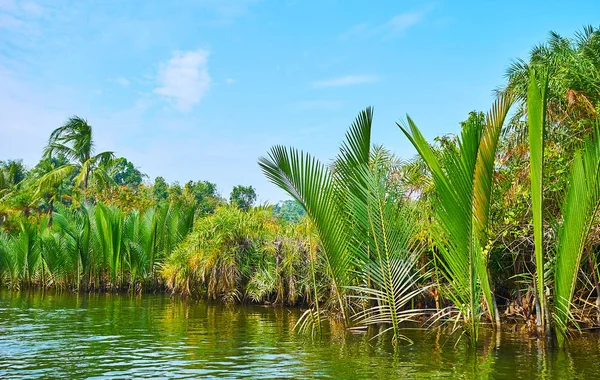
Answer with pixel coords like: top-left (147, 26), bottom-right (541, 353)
top-left (37, 116), bottom-right (114, 204)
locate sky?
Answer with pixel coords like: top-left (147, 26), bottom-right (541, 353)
top-left (1, 0), bottom-right (599, 202)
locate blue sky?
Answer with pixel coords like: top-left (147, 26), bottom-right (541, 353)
top-left (1, 0), bottom-right (599, 202)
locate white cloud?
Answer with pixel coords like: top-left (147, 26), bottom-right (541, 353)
top-left (153, 49), bottom-right (211, 111)
top-left (0, 0), bottom-right (16, 11)
top-left (115, 77), bottom-right (130, 86)
top-left (311, 75), bottom-right (379, 88)
top-left (340, 7), bottom-right (431, 40)
top-left (19, 1), bottom-right (44, 17)
top-left (0, 0), bottom-right (46, 33)
top-left (383, 11), bottom-right (424, 34)
top-left (0, 12), bottom-right (22, 28)
top-left (225, 77), bottom-right (236, 85)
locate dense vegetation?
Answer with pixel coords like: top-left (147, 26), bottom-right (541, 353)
top-left (1, 26), bottom-right (600, 347)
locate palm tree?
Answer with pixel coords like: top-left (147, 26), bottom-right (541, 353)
top-left (27, 155), bottom-right (72, 225)
top-left (498, 27), bottom-right (600, 340)
top-left (554, 123), bottom-right (600, 346)
top-left (501, 26), bottom-right (600, 150)
top-left (38, 116), bottom-right (114, 205)
top-left (400, 94), bottom-right (514, 342)
top-left (0, 160), bottom-right (32, 223)
top-left (260, 108), bottom-right (427, 343)
top-left (527, 68), bottom-right (551, 334)
top-left (527, 66), bottom-right (600, 347)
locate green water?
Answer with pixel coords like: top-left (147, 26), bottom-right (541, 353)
top-left (1, 292), bottom-right (599, 379)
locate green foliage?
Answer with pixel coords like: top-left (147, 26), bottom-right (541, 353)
top-left (162, 205), bottom-right (317, 304)
top-left (0, 160), bottom-right (27, 188)
top-left (106, 157), bottom-right (146, 188)
top-left (40, 116), bottom-right (115, 205)
top-left (0, 201), bottom-right (194, 291)
top-left (184, 180), bottom-right (221, 214)
top-left (554, 126), bottom-right (600, 346)
top-left (229, 185), bottom-right (257, 211)
top-left (527, 68), bottom-right (550, 332)
top-left (260, 107), bottom-right (427, 343)
top-left (273, 200), bottom-right (306, 223)
top-left (152, 176), bottom-right (169, 202)
top-left (400, 94), bottom-right (513, 341)
top-left (1, 24), bottom-right (600, 348)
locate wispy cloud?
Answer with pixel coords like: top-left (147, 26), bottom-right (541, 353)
top-left (311, 75), bottom-right (379, 88)
top-left (0, 13), bottom-right (22, 28)
top-left (383, 11), bottom-right (424, 34)
top-left (225, 77), bottom-right (236, 85)
top-left (19, 1), bottom-right (43, 16)
top-left (153, 49), bottom-right (211, 111)
top-left (115, 77), bottom-right (130, 86)
top-left (340, 7), bottom-right (432, 40)
top-left (192, 0), bottom-right (260, 23)
top-left (0, 0), bottom-right (45, 31)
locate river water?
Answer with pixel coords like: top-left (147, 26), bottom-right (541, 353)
top-left (1, 291), bottom-right (599, 379)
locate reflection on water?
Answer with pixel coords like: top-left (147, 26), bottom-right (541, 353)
top-left (0, 291), bottom-right (599, 379)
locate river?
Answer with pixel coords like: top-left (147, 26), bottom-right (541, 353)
top-left (1, 291), bottom-right (599, 378)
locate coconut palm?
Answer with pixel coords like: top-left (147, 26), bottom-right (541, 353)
top-left (38, 116), bottom-right (114, 204)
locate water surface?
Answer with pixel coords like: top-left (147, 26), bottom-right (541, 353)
top-left (1, 291), bottom-right (599, 379)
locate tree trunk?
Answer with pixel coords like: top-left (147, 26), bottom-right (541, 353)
top-left (48, 198), bottom-right (54, 226)
top-left (83, 166), bottom-right (90, 205)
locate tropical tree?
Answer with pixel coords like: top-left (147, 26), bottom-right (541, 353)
top-left (502, 25), bottom-right (600, 149)
top-left (0, 160), bottom-right (32, 225)
top-left (0, 160), bottom-right (27, 192)
top-left (152, 176), bottom-right (169, 202)
top-left (52, 204), bottom-right (92, 290)
top-left (260, 108), bottom-right (427, 343)
top-left (526, 66), bottom-right (600, 346)
top-left (28, 155), bottom-right (72, 224)
top-left (273, 200), bottom-right (306, 223)
top-left (527, 69), bottom-right (551, 334)
top-left (183, 180), bottom-right (221, 214)
top-left (105, 157), bottom-right (146, 188)
top-left (553, 124), bottom-right (600, 346)
top-left (260, 113), bottom-right (365, 324)
top-left (38, 116), bottom-right (114, 204)
top-left (400, 94), bottom-right (514, 341)
top-left (230, 185), bottom-right (257, 211)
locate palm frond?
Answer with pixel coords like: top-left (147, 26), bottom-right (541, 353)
top-left (399, 95), bottom-right (513, 341)
top-left (554, 125), bottom-right (600, 346)
top-left (33, 164), bottom-right (76, 200)
top-left (527, 67), bottom-right (549, 332)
